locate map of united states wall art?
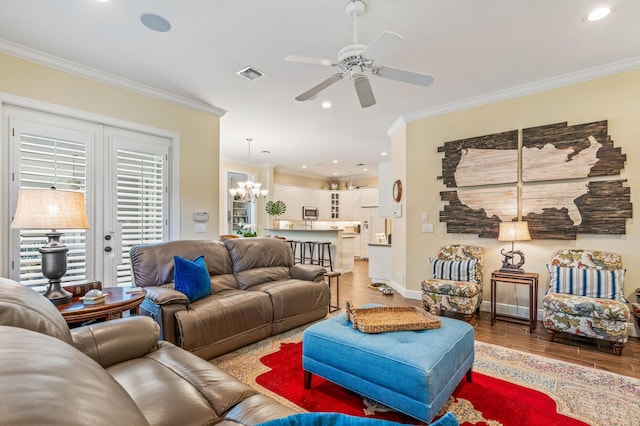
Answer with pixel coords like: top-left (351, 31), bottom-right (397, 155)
top-left (438, 120), bottom-right (632, 240)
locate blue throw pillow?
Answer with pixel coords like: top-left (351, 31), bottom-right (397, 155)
top-left (173, 255), bottom-right (211, 302)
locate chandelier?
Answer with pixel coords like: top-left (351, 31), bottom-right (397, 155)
top-left (229, 138), bottom-right (268, 202)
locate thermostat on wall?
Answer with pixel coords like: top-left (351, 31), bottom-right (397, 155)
top-left (193, 211), bottom-right (209, 222)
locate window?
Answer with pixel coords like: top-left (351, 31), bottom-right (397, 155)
top-left (7, 106), bottom-right (174, 289)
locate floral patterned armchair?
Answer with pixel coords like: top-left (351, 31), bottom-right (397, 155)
top-left (421, 244), bottom-right (484, 322)
top-left (542, 249), bottom-right (630, 356)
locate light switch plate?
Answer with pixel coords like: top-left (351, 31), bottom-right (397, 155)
top-left (422, 223), bottom-right (434, 233)
top-left (195, 224), bottom-right (206, 233)
top-left (421, 212), bottom-right (428, 221)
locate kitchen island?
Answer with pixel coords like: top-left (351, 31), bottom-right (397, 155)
top-left (369, 243), bottom-right (391, 283)
top-left (264, 228), bottom-right (354, 273)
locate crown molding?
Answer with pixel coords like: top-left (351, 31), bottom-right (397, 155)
top-left (400, 56), bottom-right (640, 124)
top-left (386, 115), bottom-right (406, 137)
top-left (0, 39), bottom-right (226, 116)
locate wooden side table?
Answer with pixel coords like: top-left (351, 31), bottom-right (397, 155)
top-left (490, 271), bottom-right (539, 332)
top-left (324, 271), bottom-right (341, 312)
top-left (57, 287), bottom-right (146, 326)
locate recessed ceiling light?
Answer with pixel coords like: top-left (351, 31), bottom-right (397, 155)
top-left (332, 160), bottom-right (338, 164)
top-left (363, 168), bottom-right (368, 172)
top-left (333, 172), bottom-right (338, 176)
top-left (140, 13), bottom-right (171, 32)
top-left (585, 7), bottom-right (613, 22)
top-left (321, 101), bottom-right (332, 109)
top-left (381, 152), bottom-right (387, 156)
top-left (302, 165), bottom-right (307, 169)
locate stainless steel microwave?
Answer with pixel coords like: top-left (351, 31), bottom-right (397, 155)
top-left (302, 206), bottom-right (319, 220)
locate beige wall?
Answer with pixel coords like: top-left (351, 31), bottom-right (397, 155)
top-left (399, 69), bottom-right (640, 314)
top-left (274, 170), bottom-right (378, 190)
top-left (0, 53), bottom-right (221, 248)
top-left (274, 170), bottom-right (328, 189)
top-left (390, 124), bottom-right (407, 287)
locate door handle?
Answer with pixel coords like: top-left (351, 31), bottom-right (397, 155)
top-left (104, 246), bottom-right (112, 253)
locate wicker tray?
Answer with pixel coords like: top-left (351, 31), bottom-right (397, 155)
top-left (345, 301), bottom-right (441, 333)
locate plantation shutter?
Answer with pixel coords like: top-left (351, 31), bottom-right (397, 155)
top-left (111, 137), bottom-right (168, 286)
top-left (13, 121), bottom-right (91, 288)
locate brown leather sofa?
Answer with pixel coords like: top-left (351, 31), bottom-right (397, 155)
top-left (0, 277), bottom-right (298, 425)
top-left (130, 237), bottom-right (331, 359)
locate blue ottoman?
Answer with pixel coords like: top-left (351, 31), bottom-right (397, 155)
top-left (302, 313), bottom-right (474, 423)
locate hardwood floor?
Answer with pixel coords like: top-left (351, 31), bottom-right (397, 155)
top-left (332, 259), bottom-right (640, 379)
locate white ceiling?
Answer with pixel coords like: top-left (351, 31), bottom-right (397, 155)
top-left (1, 0), bottom-right (639, 179)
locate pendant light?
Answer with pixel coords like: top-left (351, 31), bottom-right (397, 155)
top-left (229, 138), bottom-right (268, 202)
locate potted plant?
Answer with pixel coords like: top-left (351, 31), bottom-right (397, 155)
top-left (265, 200), bottom-right (286, 229)
top-left (241, 223), bottom-right (257, 237)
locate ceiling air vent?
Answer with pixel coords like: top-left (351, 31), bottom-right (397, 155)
top-left (236, 66), bottom-right (265, 81)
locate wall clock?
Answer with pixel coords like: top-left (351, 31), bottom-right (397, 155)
top-left (393, 179), bottom-right (402, 202)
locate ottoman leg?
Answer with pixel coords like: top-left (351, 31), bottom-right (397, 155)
top-left (304, 370), bottom-right (312, 389)
top-left (466, 368), bottom-right (473, 383)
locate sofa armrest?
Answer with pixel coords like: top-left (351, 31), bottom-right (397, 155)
top-left (290, 264), bottom-right (326, 282)
top-left (71, 316), bottom-right (159, 368)
top-left (139, 287), bottom-right (189, 345)
top-left (143, 286), bottom-right (190, 306)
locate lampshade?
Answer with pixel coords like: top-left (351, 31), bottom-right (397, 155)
top-left (497, 221), bottom-right (531, 242)
top-left (11, 188), bottom-right (89, 230)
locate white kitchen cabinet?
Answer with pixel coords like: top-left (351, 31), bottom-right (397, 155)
top-left (330, 192), bottom-right (340, 219)
top-left (316, 190), bottom-right (331, 220)
top-left (272, 185), bottom-right (306, 219)
top-left (360, 187), bottom-right (379, 207)
top-left (340, 190), bottom-right (360, 220)
top-left (353, 234), bottom-right (361, 258)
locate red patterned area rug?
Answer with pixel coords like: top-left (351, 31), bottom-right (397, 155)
top-left (211, 326), bottom-right (640, 426)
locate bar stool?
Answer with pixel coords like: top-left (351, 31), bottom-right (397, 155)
top-left (289, 241), bottom-right (304, 264)
top-left (315, 242), bottom-right (333, 271)
top-left (325, 271), bottom-right (341, 312)
top-left (302, 241), bottom-right (316, 264)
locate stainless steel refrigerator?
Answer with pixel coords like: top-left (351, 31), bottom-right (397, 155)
top-left (360, 206), bottom-right (387, 259)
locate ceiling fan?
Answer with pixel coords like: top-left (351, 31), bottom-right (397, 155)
top-left (285, 0), bottom-right (434, 108)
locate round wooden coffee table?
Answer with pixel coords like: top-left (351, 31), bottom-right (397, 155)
top-left (57, 287), bottom-right (146, 325)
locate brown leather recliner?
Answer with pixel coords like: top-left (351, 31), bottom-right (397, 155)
top-left (130, 237), bottom-right (330, 359)
top-left (0, 277), bottom-right (298, 425)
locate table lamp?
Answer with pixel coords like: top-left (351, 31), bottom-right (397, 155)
top-left (11, 188), bottom-right (90, 305)
top-left (497, 221), bottom-right (531, 274)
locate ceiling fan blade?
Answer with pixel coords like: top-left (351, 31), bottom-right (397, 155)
top-left (374, 65), bottom-right (434, 87)
top-left (361, 31), bottom-right (404, 60)
top-left (294, 73), bottom-right (344, 101)
top-left (353, 75), bottom-right (376, 108)
top-left (285, 55), bottom-right (334, 66)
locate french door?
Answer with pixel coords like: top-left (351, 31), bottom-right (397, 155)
top-left (8, 107), bottom-right (171, 288)
top-left (103, 127), bottom-right (169, 286)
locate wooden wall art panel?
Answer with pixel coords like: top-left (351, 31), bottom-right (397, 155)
top-left (522, 121), bottom-right (626, 182)
top-left (438, 130), bottom-right (518, 188)
top-left (438, 120), bottom-right (632, 239)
